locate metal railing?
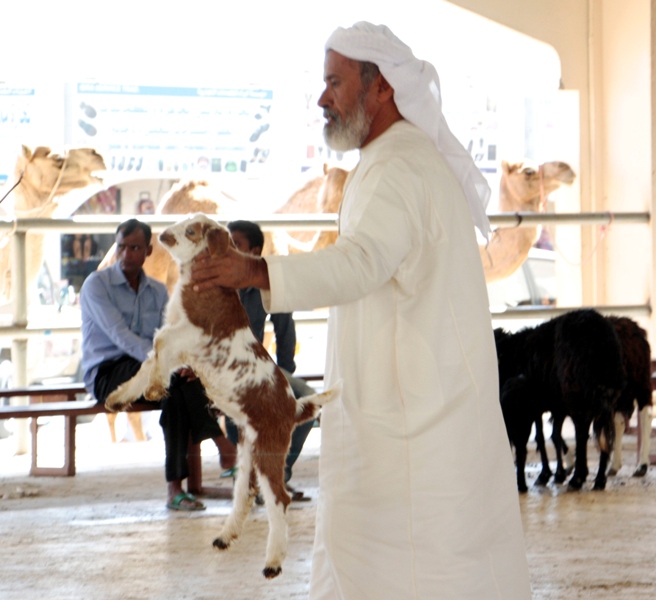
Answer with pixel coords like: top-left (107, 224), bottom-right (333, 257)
top-left (2, 210), bottom-right (650, 453)
top-left (1, 210), bottom-right (651, 343)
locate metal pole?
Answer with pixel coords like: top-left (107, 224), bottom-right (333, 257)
top-left (10, 232), bottom-right (29, 454)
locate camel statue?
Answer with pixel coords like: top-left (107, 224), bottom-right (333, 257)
top-left (262, 164), bottom-right (348, 255)
top-left (481, 160), bottom-right (576, 282)
top-left (97, 179), bottom-right (239, 292)
top-left (0, 145), bottom-right (106, 304)
top-left (267, 160), bottom-right (575, 283)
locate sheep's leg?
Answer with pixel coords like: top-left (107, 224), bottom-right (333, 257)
top-left (105, 355), bottom-right (155, 410)
top-left (213, 434), bottom-right (256, 551)
top-left (594, 448), bottom-right (610, 490)
top-left (608, 412), bottom-right (625, 476)
top-left (255, 444), bottom-right (291, 578)
top-left (534, 416), bottom-right (553, 486)
top-left (514, 442), bottom-right (529, 493)
top-left (551, 415), bottom-right (568, 484)
top-left (568, 417), bottom-right (590, 491)
top-left (634, 405), bottom-right (653, 477)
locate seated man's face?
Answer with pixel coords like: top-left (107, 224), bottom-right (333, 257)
top-left (116, 229), bottom-right (151, 278)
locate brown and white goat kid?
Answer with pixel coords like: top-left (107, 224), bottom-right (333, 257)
top-left (105, 213), bottom-right (340, 579)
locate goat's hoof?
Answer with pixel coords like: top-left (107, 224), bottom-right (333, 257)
top-left (212, 537), bottom-right (230, 551)
top-left (607, 468), bottom-right (618, 477)
top-left (517, 483), bottom-right (528, 494)
top-left (592, 478), bottom-right (607, 491)
top-left (262, 566), bottom-right (282, 579)
top-left (144, 385), bottom-right (166, 401)
top-left (633, 464), bottom-right (648, 478)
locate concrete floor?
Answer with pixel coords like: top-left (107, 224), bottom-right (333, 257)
top-left (0, 413), bottom-right (655, 599)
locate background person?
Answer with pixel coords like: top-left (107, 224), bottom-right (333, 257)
top-left (223, 219), bottom-right (315, 501)
top-left (80, 218), bottom-right (236, 511)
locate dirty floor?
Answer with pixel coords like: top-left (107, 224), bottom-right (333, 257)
top-left (0, 412), bottom-right (655, 599)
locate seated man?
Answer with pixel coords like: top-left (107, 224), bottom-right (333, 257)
top-left (80, 218), bottom-right (236, 511)
top-left (224, 220), bottom-right (315, 500)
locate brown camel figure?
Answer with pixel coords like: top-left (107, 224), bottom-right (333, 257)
top-left (262, 164), bottom-right (348, 255)
top-left (481, 160), bottom-right (576, 282)
top-left (97, 179), bottom-right (238, 292)
top-left (0, 145), bottom-right (106, 304)
top-left (268, 160), bottom-right (575, 284)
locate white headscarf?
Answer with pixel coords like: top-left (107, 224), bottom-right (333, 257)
top-left (326, 21), bottom-right (491, 240)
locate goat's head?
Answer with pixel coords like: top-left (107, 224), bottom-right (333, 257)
top-left (159, 213), bottom-right (232, 263)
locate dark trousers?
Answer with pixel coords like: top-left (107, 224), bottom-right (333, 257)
top-left (94, 356), bottom-right (224, 482)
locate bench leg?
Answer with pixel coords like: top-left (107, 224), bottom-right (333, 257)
top-left (30, 415), bottom-right (77, 477)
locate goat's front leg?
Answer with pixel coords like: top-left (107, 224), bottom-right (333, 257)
top-left (143, 328), bottom-right (185, 401)
top-left (213, 432), bottom-right (257, 552)
top-left (105, 356), bottom-right (155, 411)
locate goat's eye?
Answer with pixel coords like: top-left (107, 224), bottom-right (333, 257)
top-left (524, 168), bottom-right (536, 176)
top-left (186, 227), bottom-right (196, 236)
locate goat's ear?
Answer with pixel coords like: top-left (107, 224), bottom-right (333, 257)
top-left (206, 226), bottom-right (230, 257)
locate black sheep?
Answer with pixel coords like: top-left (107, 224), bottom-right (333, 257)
top-left (495, 308), bottom-right (624, 491)
top-left (606, 316), bottom-right (652, 477)
top-left (535, 316), bottom-right (652, 481)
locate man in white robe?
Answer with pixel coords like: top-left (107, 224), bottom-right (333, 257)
top-left (193, 22), bottom-right (532, 600)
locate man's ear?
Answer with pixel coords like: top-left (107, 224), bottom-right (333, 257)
top-left (376, 75), bottom-right (395, 103)
top-left (146, 244), bottom-right (153, 258)
top-left (206, 226), bottom-right (230, 257)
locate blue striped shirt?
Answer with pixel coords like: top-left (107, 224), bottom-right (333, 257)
top-left (80, 262), bottom-right (168, 393)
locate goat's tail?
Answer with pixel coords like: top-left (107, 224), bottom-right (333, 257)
top-left (593, 386), bottom-right (619, 455)
top-left (294, 379), bottom-right (343, 424)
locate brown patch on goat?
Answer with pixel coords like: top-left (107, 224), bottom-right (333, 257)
top-left (206, 225), bottom-right (231, 257)
top-left (180, 282), bottom-right (250, 338)
top-left (246, 373), bottom-right (296, 508)
top-left (159, 231), bottom-right (176, 247)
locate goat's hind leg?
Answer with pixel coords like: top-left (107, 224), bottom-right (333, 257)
top-left (213, 437), bottom-right (256, 552)
top-left (256, 449), bottom-right (291, 579)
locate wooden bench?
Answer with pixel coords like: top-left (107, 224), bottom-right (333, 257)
top-left (0, 375), bottom-right (324, 497)
top-left (0, 383), bottom-right (163, 477)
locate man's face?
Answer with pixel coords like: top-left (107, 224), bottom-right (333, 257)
top-left (115, 228), bottom-right (151, 279)
top-left (230, 230), bottom-right (261, 257)
top-left (318, 50), bottom-right (374, 152)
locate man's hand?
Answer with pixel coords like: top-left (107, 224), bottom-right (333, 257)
top-left (191, 246), bottom-right (270, 291)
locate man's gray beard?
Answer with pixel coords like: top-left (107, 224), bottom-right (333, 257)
top-left (323, 97), bottom-right (372, 152)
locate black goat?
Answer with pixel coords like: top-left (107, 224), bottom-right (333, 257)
top-left (495, 309), bottom-right (624, 492)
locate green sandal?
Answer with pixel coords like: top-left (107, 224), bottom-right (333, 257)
top-left (166, 492), bottom-right (206, 511)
